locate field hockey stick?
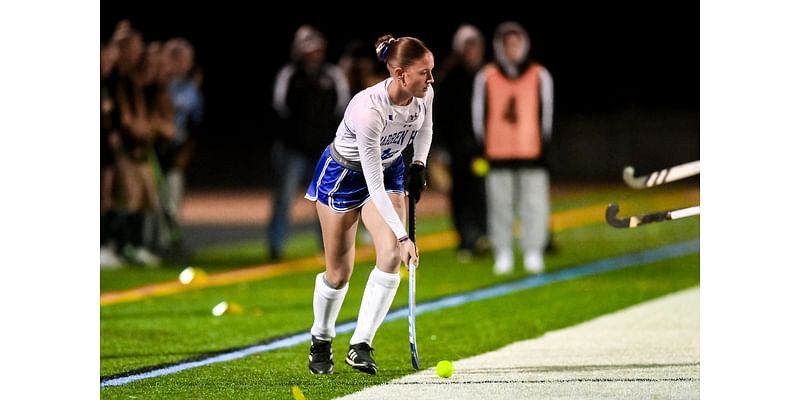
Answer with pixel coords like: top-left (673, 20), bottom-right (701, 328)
top-left (623, 160), bottom-right (700, 189)
top-left (407, 196), bottom-right (420, 370)
top-left (606, 203), bottom-right (700, 228)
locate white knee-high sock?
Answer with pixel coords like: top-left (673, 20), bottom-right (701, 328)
top-left (350, 267), bottom-right (400, 346)
top-left (310, 272), bottom-right (349, 341)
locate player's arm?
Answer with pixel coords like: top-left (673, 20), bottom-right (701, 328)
top-left (353, 107), bottom-right (408, 241)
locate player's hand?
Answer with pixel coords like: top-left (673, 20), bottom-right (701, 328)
top-left (400, 239), bottom-right (419, 268)
top-left (405, 162), bottom-right (426, 204)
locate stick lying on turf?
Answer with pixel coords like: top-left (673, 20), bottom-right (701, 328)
top-left (605, 203), bottom-right (700, 228)
top-left (623, 160), bottom-right (700, 189)
top-left (407, 197), bottom-right (420, 370)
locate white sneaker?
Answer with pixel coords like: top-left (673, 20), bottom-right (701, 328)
top-left (100, 246), bottom-right (123, 270)
top-left (493, 250), bottom-right (513, 275)
top-left (134, 247), bottom-right (161, 267)
top-left (524, 251), bottom-right (545, 274)
top-left (456, 249), bottom-right (473, 263)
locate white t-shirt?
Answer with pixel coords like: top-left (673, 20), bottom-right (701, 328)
top-left (332, 78), bottom-right (434, 239)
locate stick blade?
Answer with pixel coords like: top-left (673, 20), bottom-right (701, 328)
top-left (605, 203), bottom-right (631, 228)
top-left (606, 203), bottom-right (699, 229)
top-left (622, 166), bottom-right (646, 189)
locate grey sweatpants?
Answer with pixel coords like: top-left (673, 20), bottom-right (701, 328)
top-left (486, 167), bottom-right (549, 256)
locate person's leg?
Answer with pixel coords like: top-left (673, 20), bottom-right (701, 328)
top-left (487, 169), bottom-right (515, 274)
top-left (345, 193), bottom-right (405, 374)
top-left (449, 164), bottom-right (470, 253)
top-left (311, 202), bottom-right (360, 337)
top-left (308, 202), bottom-right (360, 374)
top-left (519, 168), bottom-right (549, 273)
top-left (165, 170), bottom-right (183, 218)
top-left (267, 144), bottom-right (306, 260)
top-left (168, 139), bottom-right (194, 219)
top-left (115, 154), bottom-right (146, 264)
top-left (136, 161), bottom-right (162, 265)
top-left (463, 167), bottom-right (488, 253)
top-left (100, 165), bottom-right (123, 268)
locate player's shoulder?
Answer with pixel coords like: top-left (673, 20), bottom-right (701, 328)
top-left (354, 80), bottom-right (391, 108)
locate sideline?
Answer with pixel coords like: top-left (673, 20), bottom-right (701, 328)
top-left (340, 287), bottom-right (699, 400)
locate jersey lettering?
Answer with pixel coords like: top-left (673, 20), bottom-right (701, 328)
top-left (380, 130), bottom-right (409, 146)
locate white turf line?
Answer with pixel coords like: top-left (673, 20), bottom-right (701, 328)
top-left (338, 287), bottom-right (699, 400)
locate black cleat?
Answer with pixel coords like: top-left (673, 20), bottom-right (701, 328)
top-left (308, 337), bottom-right (334, 375)
top-left (346, 342), bottom-right (378, 375)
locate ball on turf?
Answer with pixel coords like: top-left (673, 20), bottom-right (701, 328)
top-left (436, 360), bottom-right (454, 378)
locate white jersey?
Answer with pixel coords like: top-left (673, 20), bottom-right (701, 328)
top-left (332, 78), bottom-right (434, 239)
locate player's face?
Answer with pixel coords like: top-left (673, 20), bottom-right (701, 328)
top-left (403, 52), bottom-right (435, 98)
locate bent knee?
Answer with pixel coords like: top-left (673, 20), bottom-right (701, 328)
top-left (324, 269), bottom-right (352, 289)
top-left (376, 246), bottom-right (402, 270)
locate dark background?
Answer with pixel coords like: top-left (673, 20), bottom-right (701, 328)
top-left (102, 3), bottom-right (698, 188)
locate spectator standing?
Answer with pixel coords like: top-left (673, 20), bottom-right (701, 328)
top-left (435, 24), bottom-right (489, 261)
top-left (268, 25), bottom-right (350, 260)
top-left (157, 37), bottom-right (204, 254)
top-left (472, 22), bottom-right (554, 274)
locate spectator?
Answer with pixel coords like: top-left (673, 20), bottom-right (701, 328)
top-left (435, 24), bottom-right (489, 261)
top-left (101, 41), bottom-right (123, 268)
top-left (267, 25), bottom-right (349, 260)
top-left (112, 32), bottom-right (175, 266)
top-left (157, 37), bottom-right (204, 253)
top-left (472, 22), bottom-right (554, 274)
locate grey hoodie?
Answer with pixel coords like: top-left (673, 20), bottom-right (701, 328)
top-left (492, 21), bottom-right (531, 79)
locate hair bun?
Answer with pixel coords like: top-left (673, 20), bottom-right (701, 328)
top-left (375, 35), bottom-right (396, 63)
top-left (376, 42), bottom-right (390, 62)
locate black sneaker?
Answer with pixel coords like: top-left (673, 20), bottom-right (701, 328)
top-left (308, 337), bottom-right (334, 375)
top-left (346, 342), bottom-right (377, 375)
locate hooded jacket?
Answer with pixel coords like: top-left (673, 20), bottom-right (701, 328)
top-left (272, 25), bottom-right (350, 156)
top-left (472, 22), bottom-right (553, 167)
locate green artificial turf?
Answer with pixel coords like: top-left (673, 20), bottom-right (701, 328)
top-left (102, 252), bottom-right (699, 399)
top-left (101, 184), bottom-right (699, 398)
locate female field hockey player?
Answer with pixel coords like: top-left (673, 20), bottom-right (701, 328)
top-left (303, 34), bottom-right (434, 375)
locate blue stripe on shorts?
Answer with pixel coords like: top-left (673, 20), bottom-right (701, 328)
top-left (305, 147), bottom-right (406, 212)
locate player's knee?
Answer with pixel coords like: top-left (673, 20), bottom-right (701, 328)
top-left (324, 269), bottom-right (351, 288)
top-left (376, 246), bottom-right (402, 270)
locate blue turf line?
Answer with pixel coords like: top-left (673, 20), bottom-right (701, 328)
top-left (101, 240), bottom-right (699, 387)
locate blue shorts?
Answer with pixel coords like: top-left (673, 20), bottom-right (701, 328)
top-left (305, 147), bottom-right (406, 212)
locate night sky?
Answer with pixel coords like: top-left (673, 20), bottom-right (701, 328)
top-left (101, 3), bottom-right (698, 185)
